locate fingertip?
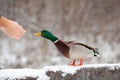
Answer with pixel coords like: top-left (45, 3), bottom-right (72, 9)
top-left (24, 30), bottom-right (26, 33)
top-left (19, 29), bottom-right (26, 35)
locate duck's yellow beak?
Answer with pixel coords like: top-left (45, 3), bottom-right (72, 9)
top-left (34, 32), bottom-right (41, 36)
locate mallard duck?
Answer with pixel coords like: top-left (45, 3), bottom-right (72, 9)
top-left (34, 30), bottom-right (100, 66)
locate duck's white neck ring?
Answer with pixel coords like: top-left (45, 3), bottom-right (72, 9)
top-left (53, 39), bottom-right (59, 43)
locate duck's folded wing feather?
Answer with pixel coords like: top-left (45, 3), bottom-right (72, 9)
top-left (72, 42), bottom-right (94, 50)
top-left (64, 41), bottom-right (94, 50)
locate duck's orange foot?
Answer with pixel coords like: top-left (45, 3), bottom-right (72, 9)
top-left (69, 59), bottom-right (77, 66)
top-left (77, 58), bottom-right (83, 66)
top-left (69, 58), bottom-right (83, 66)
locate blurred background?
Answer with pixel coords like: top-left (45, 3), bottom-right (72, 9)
top-left (0, 0), bottom-right (120, 68)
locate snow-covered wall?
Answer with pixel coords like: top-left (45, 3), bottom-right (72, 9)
top-left (0, 64), bottom-right (120, 80)
top-left (0, 0), bottom-right (120, 68)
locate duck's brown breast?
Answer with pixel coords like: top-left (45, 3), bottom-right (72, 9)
top-left (54, 40), bottom-right (70, 58)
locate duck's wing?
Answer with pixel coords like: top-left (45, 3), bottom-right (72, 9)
top-left (73, 42), bottom-right (94, 50)
top-left (64, 41), bottom-right (94, 50)
top-left (64, 41), bottom-right (100, 57)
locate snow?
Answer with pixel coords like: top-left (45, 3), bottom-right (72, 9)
top-left (43, 64), bottom-right (120, 75)
top-left (0, 69), bottom-right (49, 80)
top-left (43, 65), bottom-right (80, 74)
top-left (0, 64), bottom-right (120, 80)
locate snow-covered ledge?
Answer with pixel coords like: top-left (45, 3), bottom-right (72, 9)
top-left (0, 64), bottom-right (120, 80)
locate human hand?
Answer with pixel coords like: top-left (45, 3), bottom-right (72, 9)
top-left (0, 17), bottom-right (26, 40)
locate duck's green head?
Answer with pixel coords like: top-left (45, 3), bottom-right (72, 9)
top-left (34, 30), bottom-right (58, 42)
